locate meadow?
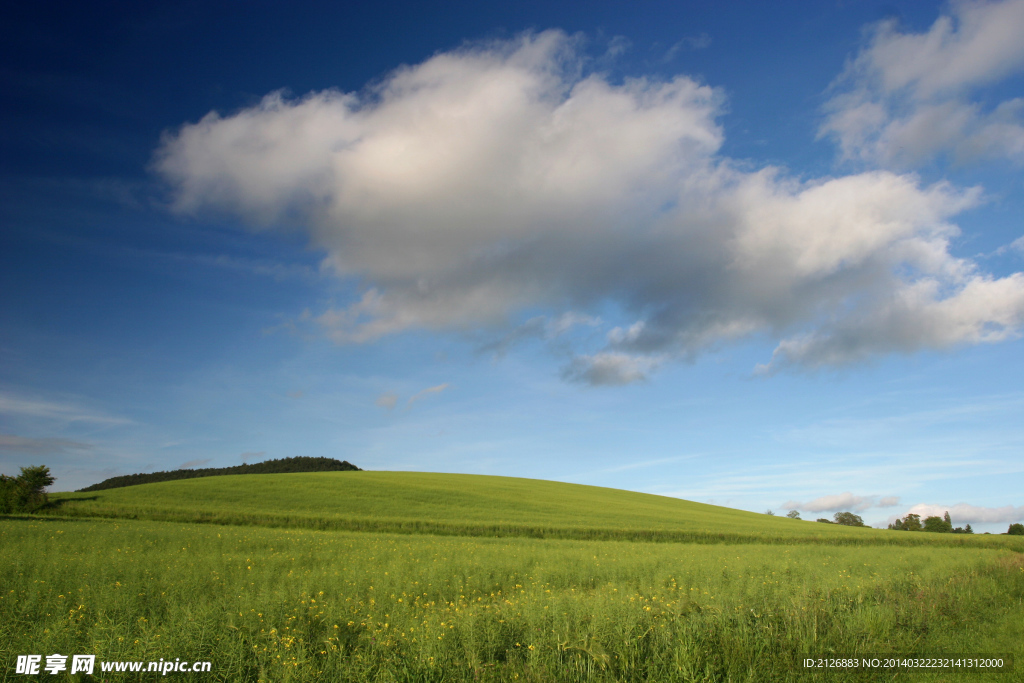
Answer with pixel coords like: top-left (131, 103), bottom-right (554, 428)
top-left (44, 472), bottom-right (1019, 547)
top-left (2, 473), bottom-right (1023, 681)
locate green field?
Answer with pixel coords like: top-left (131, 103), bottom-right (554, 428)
top-left (3, 472), bottom-right (1023, 682)
top-left (43, 472), bottom-right (1019, 547)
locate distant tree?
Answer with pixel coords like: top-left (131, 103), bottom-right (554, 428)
top-left (0, 465), bottom-right (55, 513)
top-left (1008, 523), bottom-right (1024, 536)
top-left (943, 511), bottom-right (952, 526)
top-left (764, 509), bottom-right (775, 516)
top-left (833, 511), bottom-right (866, 527)
top-left (901, 513), bottom-right (922, 531)
top-left (816, 518), bottom-right (834, 524)
top-left (888, 518), bottom-right (905, 530)
top-left (964, 524), bottom-right (973, 534)
top-left (786, 509), bottom-right (801, 519)
top-left (923, 515), bottom-right (952, 533)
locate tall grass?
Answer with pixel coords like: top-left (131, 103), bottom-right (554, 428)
top-left (3, 518), bottom-right (1022, 682)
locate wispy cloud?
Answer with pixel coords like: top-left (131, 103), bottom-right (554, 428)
top-left (177, 458), bottom-right (212, 470)
top-left (992, 235), bottom-right (1024, 257)
top-left (563, 352), bottom-right (663, 386)
top-left (375, 392), bottom-right (399, 410)
top-left (595, 454), bottom-right (702, 474)
top-left (479, 312), bottom-right (601, 358)
top-left (168, 251), bottom-right (319, 283)
top-left (821, 0), bottom-right (1024, 166)
top-left (776, 392), bottom-right (1024, 447)
top-left (0, 434), bottom-right (93, 455)
top-left (30, 228), bottom-right (320, 283)
top-left (663, 33), bottom-right (712, 61)
top-left (0, 392), bottom-right (130, 425)
top-left (653, 449), bottom-right (1023, 512)
top-left (407, 384), bottom-right (450, 408)
top-left (240, 451), bottom-right (265, 463)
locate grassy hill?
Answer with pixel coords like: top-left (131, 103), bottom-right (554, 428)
top-left (49, 471), bottom-right (1019, 548)
top-left (10, 471), bottom-right (1024, 681)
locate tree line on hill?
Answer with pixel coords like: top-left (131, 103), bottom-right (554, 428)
top-left (76, 456), bottom-right (361, 492)
top-left (2, 458), bottom-right (362, 511)
top-left (780, 508), bottom-right (1024, 535)
top-left (887, 511), bottom-right (974, 533)
top-left (777, 509), bottom-right (870, 526)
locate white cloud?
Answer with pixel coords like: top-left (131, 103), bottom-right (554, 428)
top-left (758, 273), bottom-right (1024, 372)
top-left (905, 502), bottom-right (1024, 524)
top-left (821, 0), bottom-right (1024, 166)
top-left (783, 491), bottom-right (899, 513)
top-left (156, 30), bottom-right (1024, 383)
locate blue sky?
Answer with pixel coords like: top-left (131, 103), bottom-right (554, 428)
top-left (2, 0), bottom-right (1023, 531)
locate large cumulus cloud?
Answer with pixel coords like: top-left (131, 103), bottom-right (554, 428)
top-left (155, 30), bottom-right (1024, 382)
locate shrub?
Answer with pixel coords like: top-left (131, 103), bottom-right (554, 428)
top-left (1008, 523), bottom-right (1024, 536)
top-left (833, 511), bottom-right (866, 527)
top-left (0, 466), bottom-right (55, 514)
top-left (922, 515), bottom-right (952, 533)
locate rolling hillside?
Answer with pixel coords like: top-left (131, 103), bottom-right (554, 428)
top-left (12, 471), bottom-right (1023, 681)
top-left (49, 471), bottom-right (1018, 548)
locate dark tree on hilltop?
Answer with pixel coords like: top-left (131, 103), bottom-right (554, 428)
top-left (77, 456), bottom-right (361, 492)
top-left (923, 515), bottom-right (952, 533)
top-left (0, 465), bottom-right (56, 513)
top-left (833, 511), bottom-right (866, 527)
top-left (1009, 523), bottom-right (1024, 536)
